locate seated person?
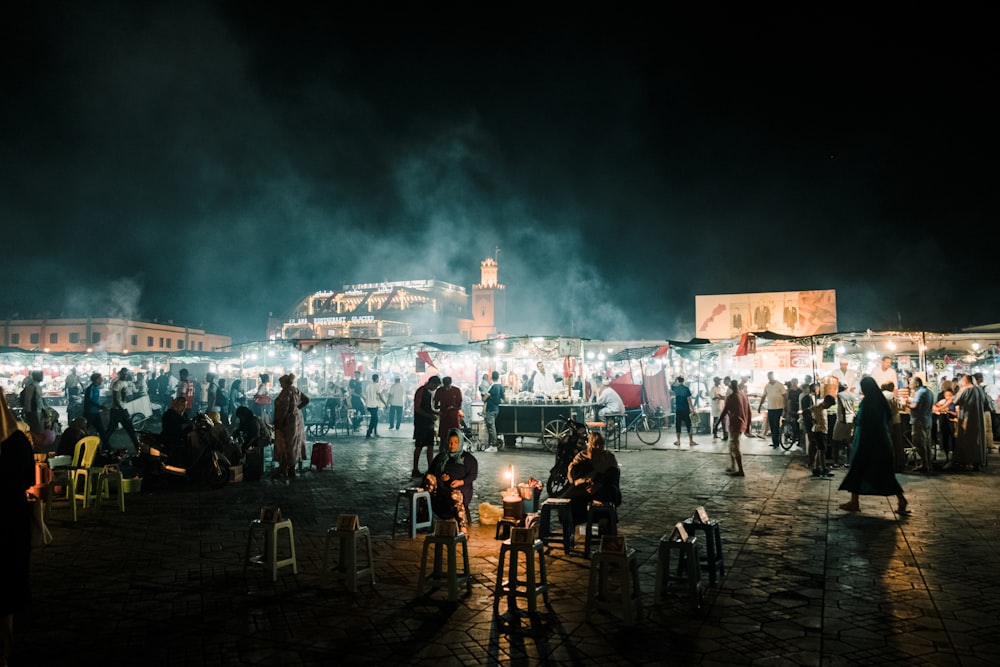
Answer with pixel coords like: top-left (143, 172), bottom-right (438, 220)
top-left (233, 406), bottom-right (268, 452)
top-left (56, 417), bottom-right (89, 457)
top-left (159, 397), bottom-right (193, 461)
top-left (566, 431), bottom-right (621, 527)
top-left (593, 378), bottom-right (625, 421)
top-left (423, 429), bottom-right (478, 534)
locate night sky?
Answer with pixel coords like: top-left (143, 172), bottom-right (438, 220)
top-left (2, 3), bottom-right (995, 343)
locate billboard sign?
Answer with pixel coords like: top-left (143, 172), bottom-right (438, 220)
top-left (696, 289), bottom-right (837, 339)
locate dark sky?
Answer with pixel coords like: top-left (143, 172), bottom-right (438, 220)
top-left (2, 3), bottom-right (995, 343)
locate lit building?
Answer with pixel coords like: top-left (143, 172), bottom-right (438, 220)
top-left (274, 258), bottom-right (506, 342)
top-left (0, 317), bottom-right (232, 354)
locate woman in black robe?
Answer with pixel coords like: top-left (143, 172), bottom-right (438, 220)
top-left (838, 376), bottom-right (908, 514)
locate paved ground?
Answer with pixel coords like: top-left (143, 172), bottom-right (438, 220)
top-left (13, 428), bottom-right (1000, 666)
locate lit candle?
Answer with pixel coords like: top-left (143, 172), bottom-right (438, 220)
top-left (508, 464), bottom-right (515, 486)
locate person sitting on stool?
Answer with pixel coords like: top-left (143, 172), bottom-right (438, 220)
top-left (423, 429), bottom-right (478, 535)
top-left (566, 431), bottom-right (622, 528)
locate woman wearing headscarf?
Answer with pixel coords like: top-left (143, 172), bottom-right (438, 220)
top-left (424, 429), bottom-right (478, 534)
top-left (0, 388), bottom-right (35, 665)
top-left (947, 374), bottom-right (990, 471)
top-left (837, 376), bottom-right (908, 514)
top-left (272, 374), bottom-right (309, 479)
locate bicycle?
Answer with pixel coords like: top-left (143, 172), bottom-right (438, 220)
top-left (624, 404), bottom-right (663, 446)
top-left (779, 419), bottom-right (799, 451)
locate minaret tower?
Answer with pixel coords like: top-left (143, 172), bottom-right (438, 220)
top-left (470, 256), bottom-right (506, 339)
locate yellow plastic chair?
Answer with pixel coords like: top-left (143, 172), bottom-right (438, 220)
top-left (69, 436), bottom-right (102, 520)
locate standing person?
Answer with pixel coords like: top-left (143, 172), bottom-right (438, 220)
top-left (176, 369), bottom-right (195, 419)
top-left (838, 377), bottom-right (908, 514)
top-left (272, 373), bottom-right (309, 480)
top-left (947, 373), bottom-right (990, 471)
top-left (193, 374), bottom-right (207, 415)
top-left (433, 376), bottom-right (464, 448)
top-left (672, 376), bottom-right (696, 447)
top-left (215, 379), bottom-right (230, 429)
top-left (106, 368), bottom-right (141, 454)
top-left (871, 356), bottom-right (898, 389)
top-left (425, 429), bottom-right (478, 535)
top-left (348, 371), bottom-right (363, 400)
top-left (252, 373), bottom-right (272, 420)
top-left (933, 387), bottom-right (958, 464)
top-left (64, 367), bottom-right (84, 422)
top-left (907, 376), bottom-right (934, 472)
top-left (830, 383), bottom-right (857, 467)
top-left (363, 373), bottom-right (386, 439)
top-left (19, 371), bottom-right (46, 440)
top-left (881, 382), bottom-right (905, 473)
top-left (757, 371), bottom-right (787, 450)
top-left (710, 377), bottom-right (727, 440)
top-left (83, 372), bottom-right (107, 442)
top-left (809, 394), bottom-right (837, 478)
top-left (478, 373), bottom-right (491, 400)
top-left (0, 388), bottom-right (35, 667)
top-left (785, 378), bottom-right (802, 447)
top-left (530, 361), bottom-right (558, 396)
top-left (387, 377), bottom-right (406, 431)
top-left (205, 373), bottom-right (220, 423)
top-left (483, 370), bottom-right (505, 451)
top-left (228, 379), bottom-right (247, 421)
top-left (411, 375), bottom-right (441, 477)
top-left (718, 379), bottom-right (751, 476)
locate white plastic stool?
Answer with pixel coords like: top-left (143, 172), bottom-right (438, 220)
top-left (393, 488), bottom-right (433, 538)
top-left (98, 466), bottom-right (126, 513)
top-left (416, 523), bottom-right (471, 601)
top-left (586, 547), bottom-right (642, 624)
top-left (322, 525), bottom-right (375, 592)
top-left (245, 518), bottom-right (298, 581)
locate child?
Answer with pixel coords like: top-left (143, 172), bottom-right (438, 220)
top-left (810, 394), bottom-right (837, 478)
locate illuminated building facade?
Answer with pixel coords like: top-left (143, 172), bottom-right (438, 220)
top-left (276, 259), bottom-right (506, 342)
top-left (0, 317), bottom-right (232, 353)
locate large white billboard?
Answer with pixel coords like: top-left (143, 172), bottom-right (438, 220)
top-left (695, 290), bottom-right (837, 339)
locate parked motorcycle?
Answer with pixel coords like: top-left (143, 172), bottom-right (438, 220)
top-left (139, 414), bottom-right (235, 489)
top-left (546, 414), bottom-right (589, 498)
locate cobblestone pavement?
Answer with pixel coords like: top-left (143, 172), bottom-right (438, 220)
top-left (13, 430), bottom-right (1000, 666)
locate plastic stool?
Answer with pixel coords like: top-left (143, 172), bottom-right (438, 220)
top-left (244, 518), bottom-right (298, 581)
top-left (682, 518), bottom-right (724, 585)
top-left (416, 525), bottom-right (472, 601)
top-left (495, 516), bottom-right (520, 540)
top-left (654, 534), bottom-right (704, 609)
top-left (539, 498), bottom-right (574, 554)
top-left (310, 442), bottom-right (333, 471)
top-left (583, 501), bottom-right (618, 559)
top-left (393, 488), bottom-right (433, 538)
top-left (98, 466), bottom-right (126, 513)
top-left (586, 546), bottom-right (642, 624)
top-left (322, 525), bottom-right (375, 592)
top-left (493, 536), bottom-right (550, 614)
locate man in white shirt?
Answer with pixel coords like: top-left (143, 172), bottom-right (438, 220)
top-left (757, 372), bottom-right (787, 449)
top-left (363, 374), bottom-right (387, 438)
top-left (830, 360), bottom-right (857, 393)
top-left (594, 378), bottom-right (625, 419)
top-left (531, 361), bottom-right (559, 396)
top-left (387, 377), bottom-right (406, 430)
top-left (870, 356), bottom-right (899, 390)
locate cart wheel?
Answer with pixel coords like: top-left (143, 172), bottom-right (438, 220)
top-left (131, 412), bottom-right (147, 431)
top-left (634, 415), bottom-right (662, 445)
top-left (542, 418), bottom-right (570, 452)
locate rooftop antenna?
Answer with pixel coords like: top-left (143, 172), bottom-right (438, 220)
top-left (494, 246), bottom-right (501, 262)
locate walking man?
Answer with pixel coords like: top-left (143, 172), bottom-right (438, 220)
top-left (719, 380), bottom-right (751, 476)
top-left (412, 375), bottom-right (441, 476)
top-left (363, 373), bottom-right (386, 438)
top-left (387, 377), bottom-right (406, 430)
top-left (758, 372), bottom-right (787, 449)
top-left (106, 368), bottom-right (141, 454)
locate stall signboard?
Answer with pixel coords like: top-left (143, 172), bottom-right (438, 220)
top-left (752, 346), bottom-right (813, 370)
top-left (696, 289), bottom-right (837, 339)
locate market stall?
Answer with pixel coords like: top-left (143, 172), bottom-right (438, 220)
top-left (478, 335), bottom-right (588, 450)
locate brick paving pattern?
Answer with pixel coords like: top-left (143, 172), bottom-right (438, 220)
top-left (14, 431), bottom-right (1000, 666)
